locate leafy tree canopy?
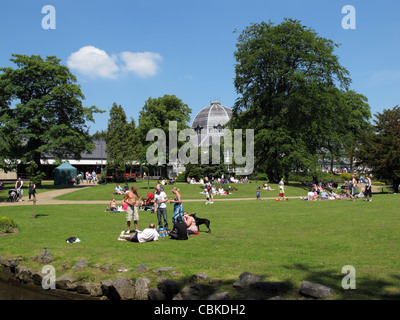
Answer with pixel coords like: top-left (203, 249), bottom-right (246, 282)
top-left (231, 19), bottom-right (370, 182)
top-left (137, 94), bottom-right (192, 165)
top-left (0, 54), bottom-right (103, 181)
top-left (357, 106), bottom-right (400, 187)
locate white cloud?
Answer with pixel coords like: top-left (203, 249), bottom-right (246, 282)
top-left (67, 46), bottom-right (119, 79)
top-left (120, 51), bottom-right (163, 78)
top-left (67, 46), bottom-right (163, 79)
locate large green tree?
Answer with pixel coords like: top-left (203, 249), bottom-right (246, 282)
top-left (0, 54), bottom-right (103, 183)
top-left (125, 117), bottom-right (142, 176)
top-left (137, 94), bottom-right (191, 176)
top-left (356, 106), bottom-right (400, 187)
top-left (105, 103), bottom-right (142, 181)
top-left (105, 103), bottom-right (128, 180)
top-left (231, 19), bottom-right (370, 182)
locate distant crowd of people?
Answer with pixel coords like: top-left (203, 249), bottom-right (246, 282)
top-left (187, 175), bottom-right (250, 185)
top-left (300, 175), bottom-right (373, 202)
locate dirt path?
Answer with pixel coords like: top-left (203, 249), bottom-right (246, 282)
top-left (0, 185), bottom-right (290, 207)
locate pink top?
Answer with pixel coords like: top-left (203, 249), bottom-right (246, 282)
top-left (186, 216), bottom-right (198, 232)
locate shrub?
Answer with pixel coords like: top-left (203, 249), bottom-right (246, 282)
top-left (0, 216), bottom-right (18, 233)
top-left (176, 172), bottom-right (187, 183)
top-left (339, 173), bottom-right (352, 181)
top-left (249, 173), bottom-right (268, 181)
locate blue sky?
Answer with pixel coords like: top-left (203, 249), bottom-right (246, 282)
top-left (1, 0), bottom-right (399, 134)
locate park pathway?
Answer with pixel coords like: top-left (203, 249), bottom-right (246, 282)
top-left (0, 184), bottom-right (291, 208)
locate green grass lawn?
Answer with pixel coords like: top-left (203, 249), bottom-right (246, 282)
top-left (54, 180), bottom-right (309, 201)
top-left (1, 190), bottom-right (400, 299)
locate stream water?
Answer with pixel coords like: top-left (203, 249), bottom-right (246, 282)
top-left (0, 280), bottom-right (62, 300)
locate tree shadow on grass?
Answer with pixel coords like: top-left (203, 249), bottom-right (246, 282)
top-left (282, 263), bottom-right (400, 300)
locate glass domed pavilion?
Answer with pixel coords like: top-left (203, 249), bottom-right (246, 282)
top-left (191, 100), bottom-right (232, 148)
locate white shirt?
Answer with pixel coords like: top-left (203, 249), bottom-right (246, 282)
top-left (154, 191), bottom-right (167, 208)
top-left (137, 228), bottom-right (159, 242)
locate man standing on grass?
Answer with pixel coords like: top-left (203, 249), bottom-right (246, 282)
top-left (351, 175), bottom-right (358, 198)
top-left (365, 176), bottom-right (372, 202)
top-left (15, 177), bottom-right (23, 201)
top-left (123, 185), bottom-right (141, 234)
top-left (154, 185), bottom-right (169, 231)
top-left (278, 178), bottom-right (289, 201)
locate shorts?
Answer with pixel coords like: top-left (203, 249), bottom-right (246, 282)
top-left (130, 233), bottom-right (139, 242)
top-left (279, 193), bottom-right (284, 197)
top-left (126, 205), bottom-right (139, 221)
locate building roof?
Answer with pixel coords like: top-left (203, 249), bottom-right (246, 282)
top-left (41, 139), bottom-right (107, 165)
top-left (191, 100), bottom-right (232, 147)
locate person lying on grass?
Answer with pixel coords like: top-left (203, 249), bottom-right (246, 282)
top-left (118, 223), bottom-right (159, 243)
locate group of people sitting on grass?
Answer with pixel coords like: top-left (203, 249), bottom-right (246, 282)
top-left (117, 211), bottom-right (198, 243)
top-left (114, 183), bottom-right (130, 195)
top-left (300, 185), bottom-right (368, 201)
top-left (188, 175), bottom-right (250, 185)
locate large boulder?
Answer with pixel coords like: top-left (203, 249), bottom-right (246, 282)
top-left (300, 281), bottom-right (334, 299)
top-left (101, 277), bottom-right (135, 300)
top-left (134, 277), bottom-right (151, 300)
top-left (173, 284), bottom-right (205, 300)
top-left (56, 274), bottom-right (78, 291)
top-left (157, 278), bottom-right (180, 300)
top-left (233, 271), bottom-right (263, 289)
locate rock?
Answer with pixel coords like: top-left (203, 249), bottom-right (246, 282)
top-left (300, 281), bottom-right (334, 299)
top-left (5, 257), bottom-right (23, 268)
top-left (134, 277), bottom-right (151, 300)
top-left (206, 291), bottom-right (230, 300)
top-left (101, 263), bottom-right (113, 271)
top-left (173, 284), bottom-right (204, 300)
top-left (76, 282), bottom-right (103, 296)
top-left (76, 282), bottom-right (91, 294)
top-left (15, 266), bottom-right (34, 285)
top-left (157, 278), bottom-right (180, 300)
top-left (233, 271), bottom-right (263, 289)
top-left (102, 277), bottom-right (134, 300)
top-left (135, 264), bottom-right (149, 273)
top-left (152, 267), bottom-right (175, 274)
top-left (101, 279), bottom-right (113, 297)
top-left (31, 270), bottom-right (46, 286)
top-left (268, 296), bottom-right (284, 300)
top-left (56, 274), bottom-right (78, 291)
top-left (14, 265), bottom-right (27, 279)
top-left (72, 259), bottom-right (89, 270)
top-left (148, 288), bottom-right (166, 300)
top-left (0, 265), bottom-right (14, 281)
top-left (37, 249), bottom-right (53, 264)
top-left (90, 283), bottom-right (103, 297)
top-left (190, 272), bottom-right (209, 283)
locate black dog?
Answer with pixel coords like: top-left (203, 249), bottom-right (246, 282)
top-left (190, 213), bottom-right (211, 233)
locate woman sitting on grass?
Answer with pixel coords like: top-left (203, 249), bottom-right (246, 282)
top-left (183, 212), bottom-right (198, 235)
top-left (107, 198), bottom-right (118, 212)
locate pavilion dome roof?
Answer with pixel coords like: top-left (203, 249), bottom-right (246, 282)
top-left (191, 100), bottom-right (232, 147)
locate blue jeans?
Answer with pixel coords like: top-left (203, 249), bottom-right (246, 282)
top-left (157, 207), bottom-right (168, 229)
